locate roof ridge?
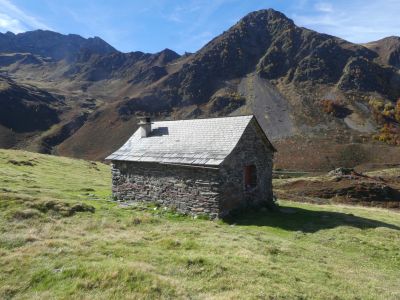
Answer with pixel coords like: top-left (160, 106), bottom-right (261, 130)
top-left (152, 115), bottom-right (254, 123)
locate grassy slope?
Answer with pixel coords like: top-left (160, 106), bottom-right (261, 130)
top-left (0, 149), bottom-right (399, 299)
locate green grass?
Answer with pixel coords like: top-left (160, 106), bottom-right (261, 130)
top-left (1, 149), bottom-right (400, 299)
top-left (365, 167), bottom-right (400, 177)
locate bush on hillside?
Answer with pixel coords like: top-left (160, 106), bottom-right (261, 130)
top-left (373, 123), bottom-right (400, 145)
top-left (369, 98), bottom-right (400, 145)
top-left (320, 99), bottom-right (351, 118)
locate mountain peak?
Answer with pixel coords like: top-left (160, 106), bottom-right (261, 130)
top-left (246, 8), bottom-right (290, 18)
top-left (149, 48), bottom-right (180, 65)
top-left (158, 48), bottom-right (179, 56)
top-left (239, 8), bottom-right (294, 27)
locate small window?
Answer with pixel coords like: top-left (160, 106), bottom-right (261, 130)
top-left (244, 165), bottom-right (257, 190)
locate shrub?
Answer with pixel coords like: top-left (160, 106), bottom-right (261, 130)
top-left (369, 98), bottom-right (400, 145)
top-left (395, 98), bottom-right (400, 123)
top-left (383, 103), bottom-right (395, 118)
top-left (369, 99), bottom-right (385, 111)
top-left (369, 98), bottom-right (400, 124)
top-left (320, 99), bottom-right (351, 118)
top-left (373, 124), bottom-right (400, 145)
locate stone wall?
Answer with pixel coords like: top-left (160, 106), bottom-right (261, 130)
top-left (219, 119), bottom-right (274, 215)
top-left (111, 161), bottom-right (222, 218)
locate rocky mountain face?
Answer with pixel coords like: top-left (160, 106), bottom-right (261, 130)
top-left (0, 9), bottom-right (399, 170)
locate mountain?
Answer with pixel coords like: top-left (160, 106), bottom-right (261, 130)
top-left (0, 9), bottom-right (399, 170)
top-left (0, 30), bottom-right (117, 61)
top-left (363, 36), bottom-right (400, 68)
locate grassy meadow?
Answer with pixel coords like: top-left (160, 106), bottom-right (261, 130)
top-left (0, 149), bottom-right (399, 299)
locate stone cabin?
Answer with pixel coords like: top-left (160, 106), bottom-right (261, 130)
top-left (106, 115), bottom-right (276, 218)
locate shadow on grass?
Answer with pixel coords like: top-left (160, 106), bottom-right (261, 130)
top-left (223, 205), bottom-right (400, 233)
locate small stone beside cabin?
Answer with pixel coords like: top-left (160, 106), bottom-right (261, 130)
top-left (106, 115), bottom-right (276, 218)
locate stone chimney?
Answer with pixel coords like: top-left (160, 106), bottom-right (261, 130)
top-left (138, 117), bottom-right (151, 138)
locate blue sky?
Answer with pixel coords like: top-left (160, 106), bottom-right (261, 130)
top-left (0, 0), bottom-right (399, 54)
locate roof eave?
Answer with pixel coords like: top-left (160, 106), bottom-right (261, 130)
top-left (108, 158), bottom-right (222, 169)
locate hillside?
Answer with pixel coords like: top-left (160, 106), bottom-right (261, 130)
top-left (0, 73), bottom-right (67, 148)
top-left (0, 9), bottom-right (399, 169)
top-left (0, 149), bottom-right (400, 298)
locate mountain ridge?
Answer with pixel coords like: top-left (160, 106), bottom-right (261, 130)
top-left (0, 29), bottom-right (118, 61)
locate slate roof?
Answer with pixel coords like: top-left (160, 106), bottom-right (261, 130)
top-left (106, 115), bottom-right (257, 166)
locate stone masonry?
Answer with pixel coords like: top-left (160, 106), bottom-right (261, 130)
top-left (111, 161), bottom-right (222, 217)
